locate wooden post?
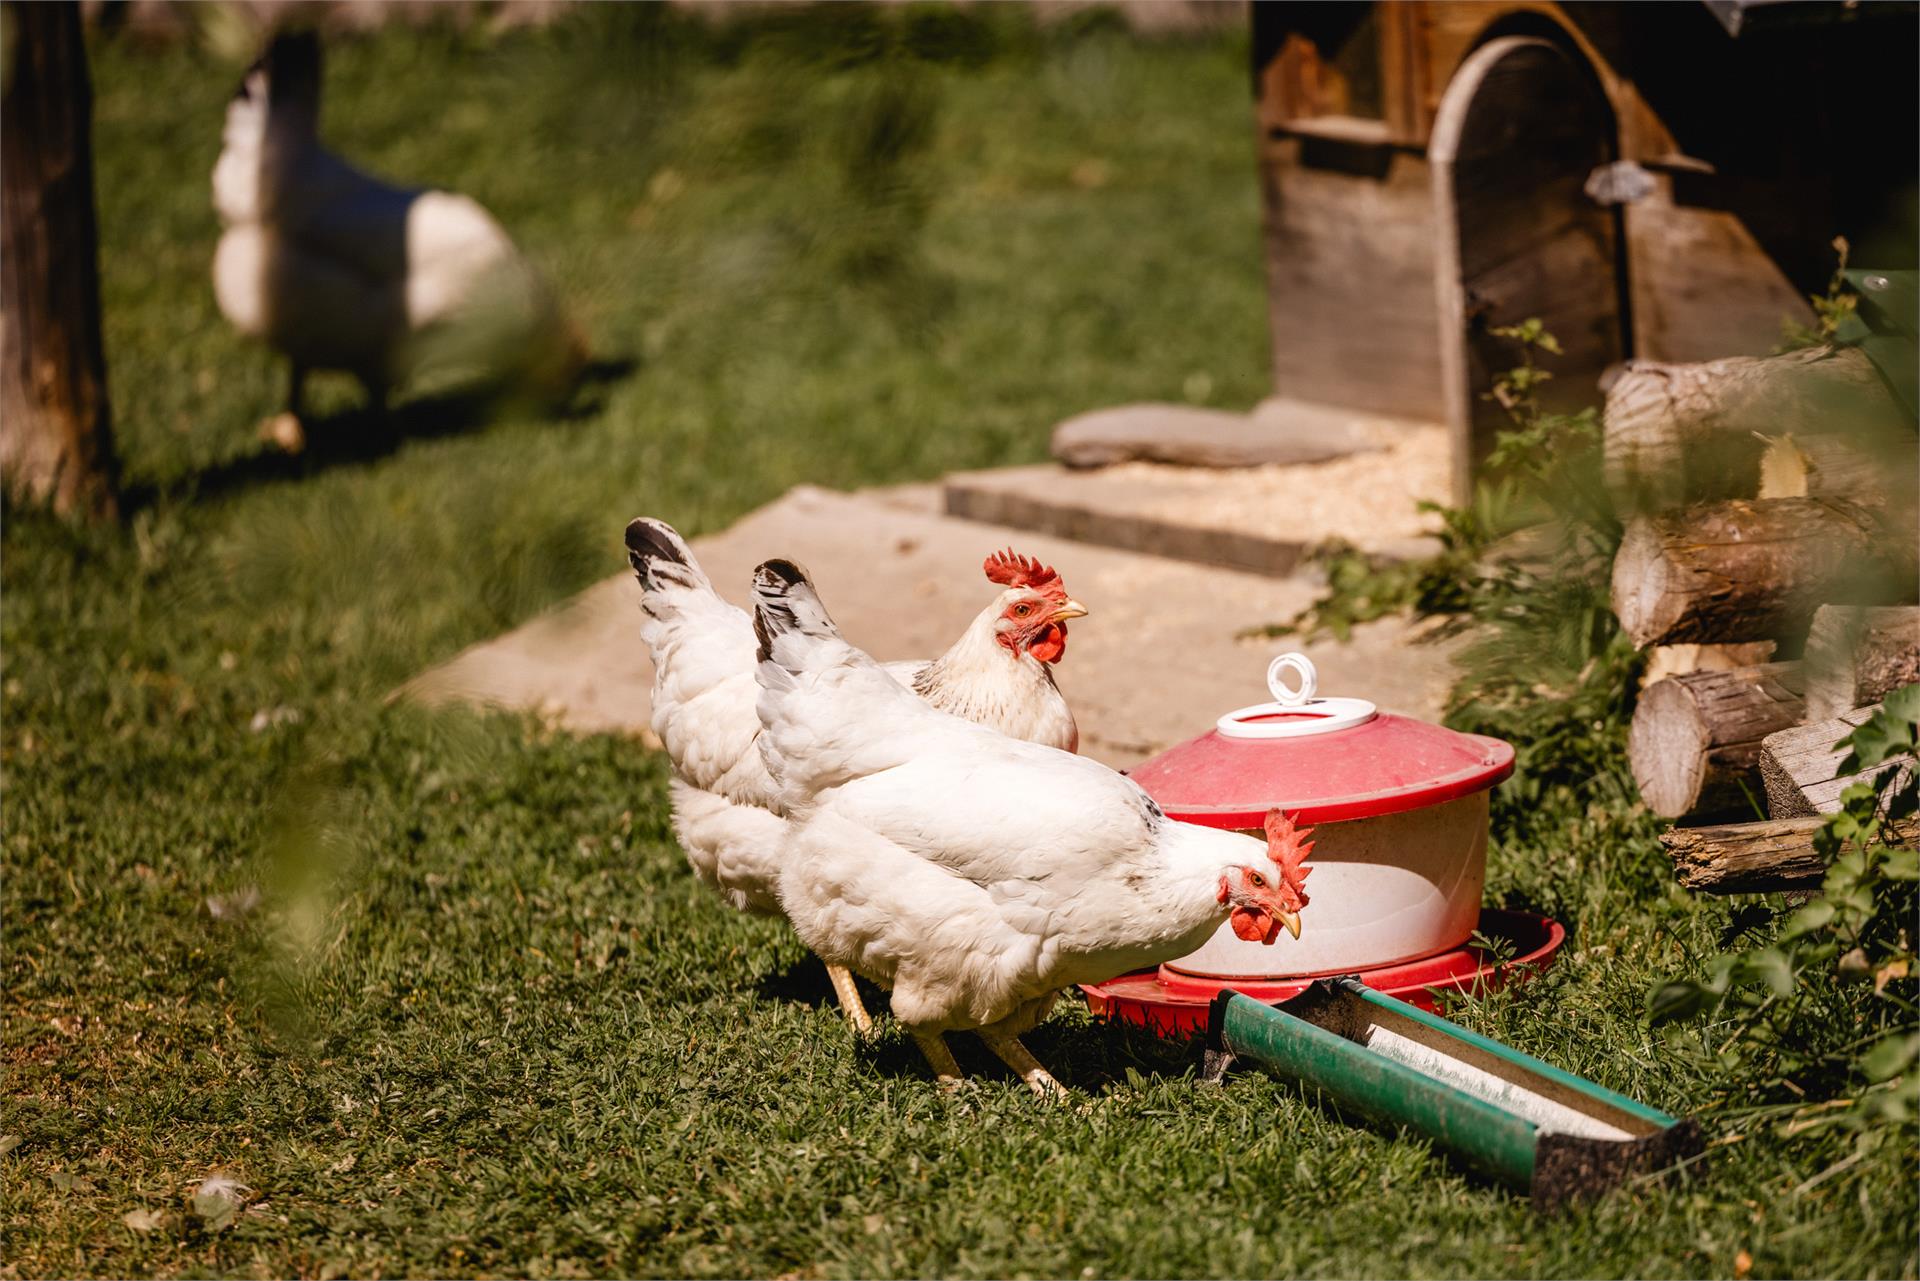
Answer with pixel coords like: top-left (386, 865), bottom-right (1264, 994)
top-left (1627, 662), bottom-right (1805, 819)
top-left (0, 0), bottom-right (118, 521)
top-left (1802, 606), bottom-right (1920, 721)
top-left (1610, 498), bottom-right (1912, 649)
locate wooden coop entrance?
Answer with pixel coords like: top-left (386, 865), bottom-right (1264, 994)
top-left (1429, 34), bottom-right (1627, 502)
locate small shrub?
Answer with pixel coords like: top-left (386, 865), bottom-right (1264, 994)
top-left (1651, 687), bottom-right (1919, 1153)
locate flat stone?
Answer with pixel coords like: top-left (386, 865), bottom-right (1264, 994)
top-left (1051, 401), bottom-right (1370, 469)
top-left (949, 407), bottom-right (1451, 579)
top-left (402, 484), bottom-right (1458, 769)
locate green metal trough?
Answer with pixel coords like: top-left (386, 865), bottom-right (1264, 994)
top-left (1203, 980), bottom-right (1701, 1209)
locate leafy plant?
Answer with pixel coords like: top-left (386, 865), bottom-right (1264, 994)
top-left (1240, 490), bottom-right (1505, 642)
top-left (1267, 320), bottom-right (1642, 841)
top-left (1651, 686), bottom-right (1918, 1152)
top-left (1777, 235), bottom-right (1860, 351)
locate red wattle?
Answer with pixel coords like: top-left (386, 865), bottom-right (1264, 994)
top-left (1027, 624), bottom-right (1066, 664)
top-left (1229, 906), bottom-right (1273, 942)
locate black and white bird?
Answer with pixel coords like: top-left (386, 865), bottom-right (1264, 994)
top-left (212, 31), bottom-right (583, 444)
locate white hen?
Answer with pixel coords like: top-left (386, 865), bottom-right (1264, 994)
top-left (749, 558), bottom-right (1313, 1097)
top-left (624, 518), bottom-right (1087, 1032)
top-left (212, 31), bottom-right (582, 435)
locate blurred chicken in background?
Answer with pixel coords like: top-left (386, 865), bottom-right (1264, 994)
top-left (212, 29), bottom-right (585, 450)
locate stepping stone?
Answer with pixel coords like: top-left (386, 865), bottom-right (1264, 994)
top-left (951, 404), bottom-right (1451, 579)
top-left (1051, 399), bottom-right (1374, 470)
top-left (402, 484), bottom-right (1457, 769)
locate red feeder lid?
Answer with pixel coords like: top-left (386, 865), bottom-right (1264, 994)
top-left (1127, 653), bottom-right (1514, 827)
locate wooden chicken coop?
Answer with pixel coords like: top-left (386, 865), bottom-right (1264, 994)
top-left (1251, 0), bottom-right (1920, 501)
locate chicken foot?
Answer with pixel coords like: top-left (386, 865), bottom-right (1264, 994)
top-left (981, 1032), bottom-right (1066, 1101)
top-left (824, 962), bottom-right (874, 1037)
top-left (912, 1032), bottom-right (966, 1091)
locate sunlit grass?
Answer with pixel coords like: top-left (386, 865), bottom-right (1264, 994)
top-left (3, 7), bottom-right (1912, 1278)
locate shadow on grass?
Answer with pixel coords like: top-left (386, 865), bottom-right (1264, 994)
top-left (122, 356), bottom-right (639, 513)
top-left (755, 953), bottom-right (894, 1022)
top-left (758, 955), bottom-right (1207, 1093)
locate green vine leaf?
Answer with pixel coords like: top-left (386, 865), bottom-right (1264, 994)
top-left (1862, 1032), bottom-right (1919, 1083)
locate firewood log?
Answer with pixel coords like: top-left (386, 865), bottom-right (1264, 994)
top-left (1628, 662), bottom-right (1805, 819)
top-left (1610, 498), bottom-right (1913, 648)
top-left (1801, 606), bottom-right (1920, 720)
top-left (1663, 812), bottom-right (1920, 893)
top-left (1663, 817), bottom-right (1832, 892)
top-left (1603, 345), bottom-right (1912, 509)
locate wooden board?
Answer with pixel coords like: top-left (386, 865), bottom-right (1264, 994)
top-left (1620, 179), bottom-right (1814, 365)
top-left (1259, 138), bottom-right (1445, 423)
top-left (1760, 708), bottom-right (1909, 819)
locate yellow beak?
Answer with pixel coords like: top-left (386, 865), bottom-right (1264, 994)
top-left (1052, 599), bottom-right (1089, 621)
top-left (1277, 910), bottom-right (1302, 941)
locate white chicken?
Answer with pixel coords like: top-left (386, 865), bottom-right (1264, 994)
top-left (212, 31), bottom-right (583, 442)
top-left (623, 518), bottom-right (1088, 1033)
top-left (749, 558), bottom-right (1313, 1097)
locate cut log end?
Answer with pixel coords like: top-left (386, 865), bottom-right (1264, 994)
top-left (1612, 516), bottom-right (1676, 649)
top-left (1629, 663), bottom-right (1806, 819)
top-left (1628, 678), bottom-right (1709, 818)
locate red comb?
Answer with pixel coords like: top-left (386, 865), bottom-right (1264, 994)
top-left (1262, 808), bottom-right (1313, 911)
top-left (984, 548), bottom-right (1067, 601)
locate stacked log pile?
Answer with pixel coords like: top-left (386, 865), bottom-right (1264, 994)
top-left (1603, 344), bottom-right (1919, 892)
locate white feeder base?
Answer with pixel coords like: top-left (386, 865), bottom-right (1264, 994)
top-left (1164, 791), bottom-right (1489, 979)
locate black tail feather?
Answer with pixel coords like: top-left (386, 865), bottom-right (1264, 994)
top-left (624, 517), bottom-right (709, 592)
top-left (751, 558), bottom-right (835, 661)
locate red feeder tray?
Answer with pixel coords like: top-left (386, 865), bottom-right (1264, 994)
top-left (1080, 908), bottom-right (1566, 1037)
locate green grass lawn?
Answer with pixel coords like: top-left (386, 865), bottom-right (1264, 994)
top-left (3, 7), bottom-right (1913, 1278)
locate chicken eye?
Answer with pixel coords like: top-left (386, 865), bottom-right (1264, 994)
top-left (1014, 603), bottom-right (1032, 617)
top-left (1248, 872), bottom-right (1265, 888)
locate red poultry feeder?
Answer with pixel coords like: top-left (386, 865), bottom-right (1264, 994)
top-left (1081, 653), bottom-right (1564, 1035)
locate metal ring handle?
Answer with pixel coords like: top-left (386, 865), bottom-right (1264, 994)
top-left (1267, 653), bottom-right (1317, 707)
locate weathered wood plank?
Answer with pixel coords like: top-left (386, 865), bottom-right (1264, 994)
top-left (1430, 34), bottom-right (1623, 505)
top-left (1259, 137), bottom-right (1443, 422)
top-left (1759, 706), bottom-right (1911, 819)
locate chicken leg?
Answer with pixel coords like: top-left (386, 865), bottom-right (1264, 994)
top-left (258, 361), bottom-right (308, 454)
top-left (825, 962), bottom-right (874, 1037)
top-left (981, 1032), bottom-right (1065, 1101)
top-left (912, 1031), bottom-right (965, 1091)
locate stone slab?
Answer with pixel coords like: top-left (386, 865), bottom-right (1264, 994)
top-left (403, 484), bottom-right (1459, 769)
top-left (1051, 402), bottom-right (1370, 469)
top-left (955, 399), bottom-right (1451, 578)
